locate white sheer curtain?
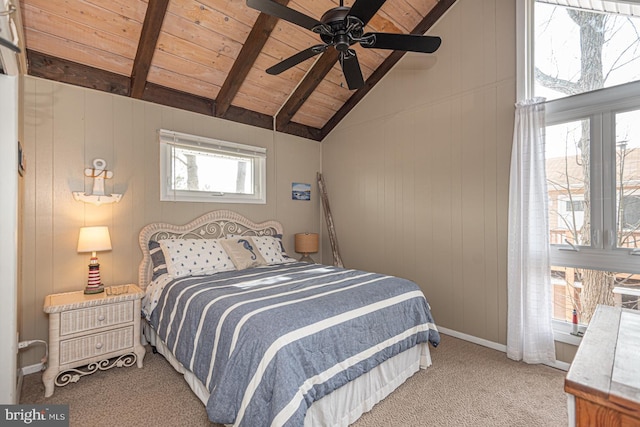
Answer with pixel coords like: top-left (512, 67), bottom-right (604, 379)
top-left (507, 97), bottom-right (556, 364)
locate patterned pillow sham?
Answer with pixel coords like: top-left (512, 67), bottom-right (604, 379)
top-left (159, 239), bottom-right (235, 278)
top-left (251, 235), bottom-right (294, 265)
top-left (149, 240), bottom-right (169, 281)
top-left (219, 237), bottom-right (267, 270)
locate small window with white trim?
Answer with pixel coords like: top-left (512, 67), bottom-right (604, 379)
top-left (159, 129), bottom-right (266, 204)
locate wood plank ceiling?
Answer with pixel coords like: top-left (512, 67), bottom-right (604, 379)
top-left (20, 0), bottom-right (456, 141)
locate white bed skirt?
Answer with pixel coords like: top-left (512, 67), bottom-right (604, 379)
top-left (143, 322), bottom-right (431, 426)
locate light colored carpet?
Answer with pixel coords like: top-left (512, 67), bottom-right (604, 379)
top-left (20, 334), bottom-right (567, 426)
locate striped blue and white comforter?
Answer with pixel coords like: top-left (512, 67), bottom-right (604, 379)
top-left (146, 262), bottom-right (440, 426)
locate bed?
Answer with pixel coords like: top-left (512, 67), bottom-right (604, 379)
top-left (138, 209), bottom-right (440, 426)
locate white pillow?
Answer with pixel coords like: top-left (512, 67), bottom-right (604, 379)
top-left (251, 235), bottom-right (294, 265)
top-left (159, 239), bottom-right (235, 278)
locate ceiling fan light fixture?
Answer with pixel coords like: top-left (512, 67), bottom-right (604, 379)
top-left (335, 34), bottom-right (350, 52)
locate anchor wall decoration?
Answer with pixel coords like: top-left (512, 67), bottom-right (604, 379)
top-left (72, 158), bottom-right (123, 206)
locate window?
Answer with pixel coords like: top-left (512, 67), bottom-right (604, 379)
top-left (544, 102), bottom-right (640, 325)
top-left (159, 129), bottom-right (266, 204)
top-left (519, 0), bottom-right (640, 329)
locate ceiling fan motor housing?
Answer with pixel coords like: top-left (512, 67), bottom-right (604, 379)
top-left (320, 6), bottom-right (350, 26)
top-left (318, 7), bottom-right (363, 51)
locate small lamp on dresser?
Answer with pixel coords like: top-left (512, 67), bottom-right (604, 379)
top-left (295, 233), bottom-right (319, 263)
top-left (77, 226), bottom-right (112, 294)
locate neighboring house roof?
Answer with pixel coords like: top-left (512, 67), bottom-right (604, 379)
top-left (546, 149), bottom-right (640, 193)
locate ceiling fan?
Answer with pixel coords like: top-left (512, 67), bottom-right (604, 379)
top-left (246, 0), bottom-right (442, 90)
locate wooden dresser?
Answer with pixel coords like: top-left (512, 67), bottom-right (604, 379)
top-left (565, 305), bottom-right (640, 426)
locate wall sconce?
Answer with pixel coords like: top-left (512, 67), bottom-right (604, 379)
top-left (72, 158), bottom-right (123, 206)
top-left (77, 226), bottom-right (112, 294)
top-left (295, 233), bottom-right (319, 263)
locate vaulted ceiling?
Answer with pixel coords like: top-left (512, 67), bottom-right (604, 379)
top-left (19, 0), bottom-right (456, 141)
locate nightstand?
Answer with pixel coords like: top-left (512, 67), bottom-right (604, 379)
top-left (42, 284), bottom-right (146, 397)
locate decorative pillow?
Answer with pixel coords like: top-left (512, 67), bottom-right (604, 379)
top-left (219, 237), bottom-right (267, 270)
top-left (159, 239), bottom-right (235, 278)
top-left (149, 240), bottom-right (169, 281)
top-left (251, 235), bottom-right (294, 265)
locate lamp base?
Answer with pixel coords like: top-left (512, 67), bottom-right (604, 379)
top-left (85, 260), bottom-right (104, 294)
top-left (299, 254), bottom-right (315, 263)
top-left (84, 285), bottom-right (104, 295)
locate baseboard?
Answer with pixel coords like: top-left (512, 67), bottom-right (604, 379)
top-left (546, 359), bottom-right (571, 371)
top-left (438, 327), bottom-right (507, 352)
top-left (15, 368), bottom-right (23, 404)
top-left (438, 326), bottom-right (570, 372)
top-left (21, 363), bottom-right (44, 376)
top-left (15, 364), bottom-right (42, 404)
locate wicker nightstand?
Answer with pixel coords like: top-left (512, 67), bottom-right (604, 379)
top-left (42, 284), bottom-right (146, 397)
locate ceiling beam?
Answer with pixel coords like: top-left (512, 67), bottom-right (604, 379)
top-left (143, 82), bottom-right (214, 116)
top-left (215, 0), bottom-right (291, 118)
top-left (27, 50), bottom-right (130, 95)
top-left (275, 49), bottom-right (339, 131)
top-left (26, 50), bottom-right (324, 141)
top-left (24, 0), bottom-right (455, 143)
top-left (280, 121), bottom-right (323, 140)
top-left (319, 0), bottom-right (458, 140)
top-left (130, 0), bottom-right (170, 99)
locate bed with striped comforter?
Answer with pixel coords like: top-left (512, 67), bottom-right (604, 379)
top-left (146, 261), bottom-right (440, 426)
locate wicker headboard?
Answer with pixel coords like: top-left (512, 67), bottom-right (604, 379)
top-left (138, 209), bottom-right (284, 289)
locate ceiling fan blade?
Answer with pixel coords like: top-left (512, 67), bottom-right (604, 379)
top-left (246, 0), bottom-right (323, 31)
top-left (0, 36), bottom-right (20, 53)
top-left (348, 0), bottom-right (386, 26)
top-left (363, 33), bottom-right (442, 53)
top-left (340, 52), bottom-right (365, 90)
top-left (266, 45), bottom-right (327, 75)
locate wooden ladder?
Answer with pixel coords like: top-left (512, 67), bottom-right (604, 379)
top-left (317, 172), bottom-right (344, 268)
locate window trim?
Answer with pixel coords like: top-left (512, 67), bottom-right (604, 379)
top-left (552, 319), bottom-right (584, 346)
top-left (516, 0), bottom-right (535, 101)
top-left (159, 129), bottom-right (267, 204)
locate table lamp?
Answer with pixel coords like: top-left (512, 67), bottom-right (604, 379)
top-left (295, 233), bottom-right (319, 263)
top-left (77, 226), bottom-right (112, 294)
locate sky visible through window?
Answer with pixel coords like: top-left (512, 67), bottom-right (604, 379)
top-left (173, 147), bottom-right (253, 194)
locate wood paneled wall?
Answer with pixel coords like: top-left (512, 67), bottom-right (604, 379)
top-left (322, 0), bottom-right (515, 349)
top-left (19, 76), bottom-right (321, 366)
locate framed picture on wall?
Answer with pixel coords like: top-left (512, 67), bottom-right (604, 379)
top-left (292, 183), bottom-right (311, 201)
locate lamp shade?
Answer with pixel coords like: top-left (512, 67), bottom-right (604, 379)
top-left (295, 233), bottom-right (319, 254)
top-left (77, 226), bottom-right (112, 253)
